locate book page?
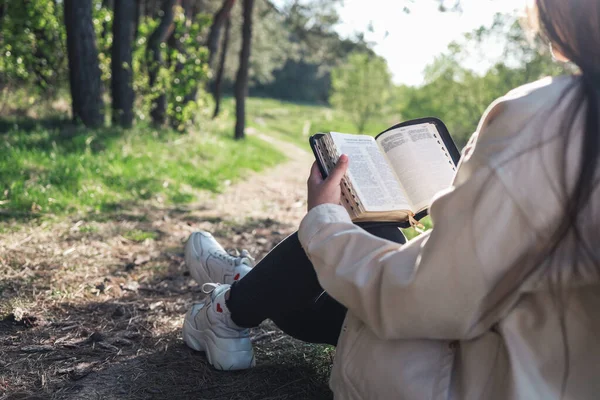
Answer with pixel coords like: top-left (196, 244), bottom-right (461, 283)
top-left (377, 124), bottom-right (456, 212)
top-left (329, 132), bottom-right (411, 212)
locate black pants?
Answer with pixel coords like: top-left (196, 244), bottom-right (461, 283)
top-left (226, 224), bottom-right (406, 346)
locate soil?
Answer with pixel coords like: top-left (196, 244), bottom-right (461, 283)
top-left (0, 134), bottom-right (334, 400)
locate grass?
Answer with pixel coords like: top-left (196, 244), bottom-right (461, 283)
top-left (123, 229), bottom-right (158, 242)
top-left (78, 224), bottom-right (99, 234)
top-left (240, 97), bottom-right (403, 150)
top-left (0, 116), bottom-right (285, 217)
top-left (0, 96), bottom-right (412, 219)
top-left (1, 96), bottom-right (436, 243)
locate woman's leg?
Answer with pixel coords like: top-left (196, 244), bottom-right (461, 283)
top-left (226, 224), bottom-right (406, 345)
top-left (269, 293), bottom-right (347, 346)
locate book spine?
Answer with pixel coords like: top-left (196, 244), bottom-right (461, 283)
top-left (322, 135), bottom-right (360, 219)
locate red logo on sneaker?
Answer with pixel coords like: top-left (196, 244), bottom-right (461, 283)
top-left (216, 303), bottom-right (223, 313)
top-left (234, 273), bottom-right (240, 281)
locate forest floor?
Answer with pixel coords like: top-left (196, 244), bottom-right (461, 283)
top-left (0, 132), bottom-right (336, 400)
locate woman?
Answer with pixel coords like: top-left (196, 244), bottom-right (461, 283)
top-left (182, 0), bottom-right (600, 398)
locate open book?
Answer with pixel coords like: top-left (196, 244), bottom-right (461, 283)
top-left (309, 118), bottom-right (460, 225)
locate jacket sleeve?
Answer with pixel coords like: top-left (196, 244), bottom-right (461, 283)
top-left (298, 101), bottom-right (537, 341)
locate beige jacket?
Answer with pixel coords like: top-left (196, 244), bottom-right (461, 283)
top-left (298, 76), bottom-right (600, 400)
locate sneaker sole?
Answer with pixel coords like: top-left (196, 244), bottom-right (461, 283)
top-left (184, 233), bottom-right (213, 286)
top-left (183, 320), bottom-right (255, 371)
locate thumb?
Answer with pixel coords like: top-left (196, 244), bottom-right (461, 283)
top-left (325, 154), bottom-right (349, 186)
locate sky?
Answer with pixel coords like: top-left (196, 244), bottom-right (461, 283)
top-left (335, 0), bottom-right (530, 86)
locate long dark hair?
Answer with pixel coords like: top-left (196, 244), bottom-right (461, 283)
top-left (536, 1), bottom-right (600, 393)
top-left (537, 0), bottom-right (600, 238)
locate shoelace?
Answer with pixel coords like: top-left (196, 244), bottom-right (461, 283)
top-left (202, 282), bottom-right (220, 294)
top-left (200, 282), bottom-right (249, 334)
top-left (213, 249), bottom-right (255, 268)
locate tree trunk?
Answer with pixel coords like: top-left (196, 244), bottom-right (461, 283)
top-left (206, 0), bottom-right (235, 69)
top-left (64, 0), bottom-right (105, 127)
top-left (181, 0), bottom-right (194, 17)
top-left (194, 0), bottom-right (206, 13)
top-left (234, 0), bottom-right (254, 140)
top-left (149, 0), bottom-right (163, 18)
top-left (135, 0), bottom-right (144, 41)
top-left (212, 15), bottom-right (231, 119)
top-left (146, 0), bottom-right (177, 126)
top-left (190, 0), bottom-right (203, 15)
top-left (112, 0), bottom-right (137, 128)
top-left (0, 0), bottom-right (7, 21)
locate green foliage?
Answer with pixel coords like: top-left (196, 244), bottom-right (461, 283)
top-left (241, 0), bottom-right (291, 85)
top-left (0, 117), bottom-right (284, 215)
top-left (0, 0), bottom-right (213, 129)
top-left (330, 53), bottom-right (393, 133)
top-left (398, 14), bottom-right (573, 146)
top-left (165, 9), bottom-right (212, 131)
top-left (92, 0), bottom-right (113, 86)
top-left (132, 15), bottom-right (158, 121)
top-left (93, 4), bottom-right (213, 129)
top-left (402, 216), bottom-right (433, 240)
top-left (216, 0), bottom-right (370, 103)
top-left (216, 0), bottom-right (305, 87)
top-left (0, 0), bottom-right (371, 118)
top-left (0, 0), bottom-right (67, 96)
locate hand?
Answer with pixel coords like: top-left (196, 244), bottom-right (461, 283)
top-left (307, 154), bottom-right (349, 211)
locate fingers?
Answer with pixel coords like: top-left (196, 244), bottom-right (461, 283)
top-left (308, 161), bottom-right (324, 185)
top-left (325, 154), bottom-right (349, 186)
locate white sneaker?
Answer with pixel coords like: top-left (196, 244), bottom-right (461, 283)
top-left (184, 231), bottom-right (254, 286)
top-left (183, 283), bottom-right (255, 371)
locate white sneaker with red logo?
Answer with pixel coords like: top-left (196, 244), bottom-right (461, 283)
top-left (185, 231), bottom-right (254, 286)
top-left (183, 283), bottom-right (255, 370)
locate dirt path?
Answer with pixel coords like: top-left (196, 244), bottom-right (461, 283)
top-left (0, 136), bottom-right (334, 400)
top-left (196, 131), bottom-right (312, 224)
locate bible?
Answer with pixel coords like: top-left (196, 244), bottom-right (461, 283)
top-left (309, 117), bottom-right (460, 226)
